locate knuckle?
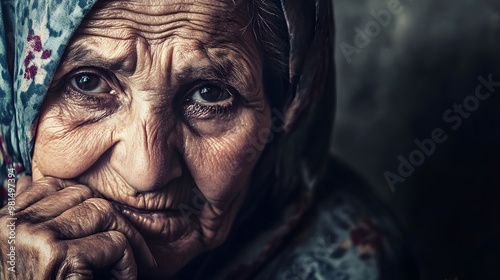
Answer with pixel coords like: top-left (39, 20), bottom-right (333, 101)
top-left (36, 220), bottom-right (72, 239)
top-left (16, 230), bottom-right (67, 277)
top-left (85, 198), bottom-right (115, 214)
top-left (109, 231), bottom-right (128, 247)
top-left (64, 184), bottom-right (94, 198)
top-left (19, 177), bottom-right (66, 198)
top-left (56, 258), bottom-right (74, 279)
top-left (38, 235), bottom-right (66, 266)
top-left (28, 229), bottom-right (57, 251)
top-left (34, 176), bottom-right (64, 190)
top-left (58, 253), bottom-right (87, 279)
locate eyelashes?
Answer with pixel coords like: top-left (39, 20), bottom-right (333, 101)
top-left (183, 102), bottom-right (234, 120)
top-left (69, 71), bottom-right (112, 94)
top-left (182, 82), bottom-right (238, 120)
top-left (53, 67), bottom-right (240, 121)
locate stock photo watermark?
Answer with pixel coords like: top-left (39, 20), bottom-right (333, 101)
top-left (5, 168), bottom-right (17, 273)
top-left (385, 74), bottom-right (500, 192)
top-left (339, 0), bottom-right (412, 64)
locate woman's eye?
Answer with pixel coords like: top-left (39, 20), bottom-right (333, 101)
top-left (182, 84), bottom-right (237, 120)
top-left (190, 85), bottom-right (232, 104)
top-left (70, 73), bottom-right (111, 93)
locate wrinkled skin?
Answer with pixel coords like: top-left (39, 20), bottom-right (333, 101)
top-left (0, 0), bottom-right (271, 278)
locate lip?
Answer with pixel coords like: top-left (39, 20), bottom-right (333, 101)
top-left (113, 201), bottom-right (188, 241)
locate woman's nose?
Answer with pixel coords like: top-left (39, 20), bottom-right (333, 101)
top-left (110, 105), bottom-right (182, 193)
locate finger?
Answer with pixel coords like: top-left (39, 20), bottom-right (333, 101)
top-left (63, 231), bottom-right (137, 280)
top-left (14, 177), bottom-right (78, 212)
top-left (16, 175), bottom-right (32, 195)
top-left (21, 184), bottom-right (95, 222)
top-left (46, 198), bottom-right (156, 269)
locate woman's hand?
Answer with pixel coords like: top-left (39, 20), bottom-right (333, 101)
top-left (0, 177), bottom-right (156, 279)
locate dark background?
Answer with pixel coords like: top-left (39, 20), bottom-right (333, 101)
top-left (330, 0), bottom-right (500, 279)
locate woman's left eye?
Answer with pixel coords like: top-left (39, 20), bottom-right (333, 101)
top-left (69, 73), bottom-right (112, 94)
top-left (190, 85), bottom-right (232, 104)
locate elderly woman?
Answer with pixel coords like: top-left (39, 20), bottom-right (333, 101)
top-left (0, 0), bottom-right (414, 279)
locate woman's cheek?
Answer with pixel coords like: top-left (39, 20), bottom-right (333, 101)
top-left (183, 110), bottom-right (271, 203)
top-left (32, 117), bottom-right (114, 180)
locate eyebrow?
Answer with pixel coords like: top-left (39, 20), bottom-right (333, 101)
top-left (176, 56), bottom-right (251, 89)
top-left (60, 44), bottom-right (136, 75)
top-left (175, 63), bottom-right (231, 84)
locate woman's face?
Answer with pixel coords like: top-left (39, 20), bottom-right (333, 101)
top-left (31, 0), bottom-right (271, 276)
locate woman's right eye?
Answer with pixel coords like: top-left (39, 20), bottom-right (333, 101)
top-left (58, 69), bottom-right (120, 113)
top-left (69, 72), bottom-right (112, 94)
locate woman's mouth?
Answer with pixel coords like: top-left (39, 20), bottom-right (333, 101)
top-left (112, 201), bottom-right (189, 242)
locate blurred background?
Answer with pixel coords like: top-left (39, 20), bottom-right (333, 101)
top-left (330, 0), bottom-right (500, 279)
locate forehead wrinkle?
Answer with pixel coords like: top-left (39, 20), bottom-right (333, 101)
top-left (132, 41), bottom-right (174, 95)
top-left (163, 42), bottom-right (174, 91)
top-left (82, 0), bottom-right (249, 40)
top-left (92, 0), bottom-right (248, 18)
